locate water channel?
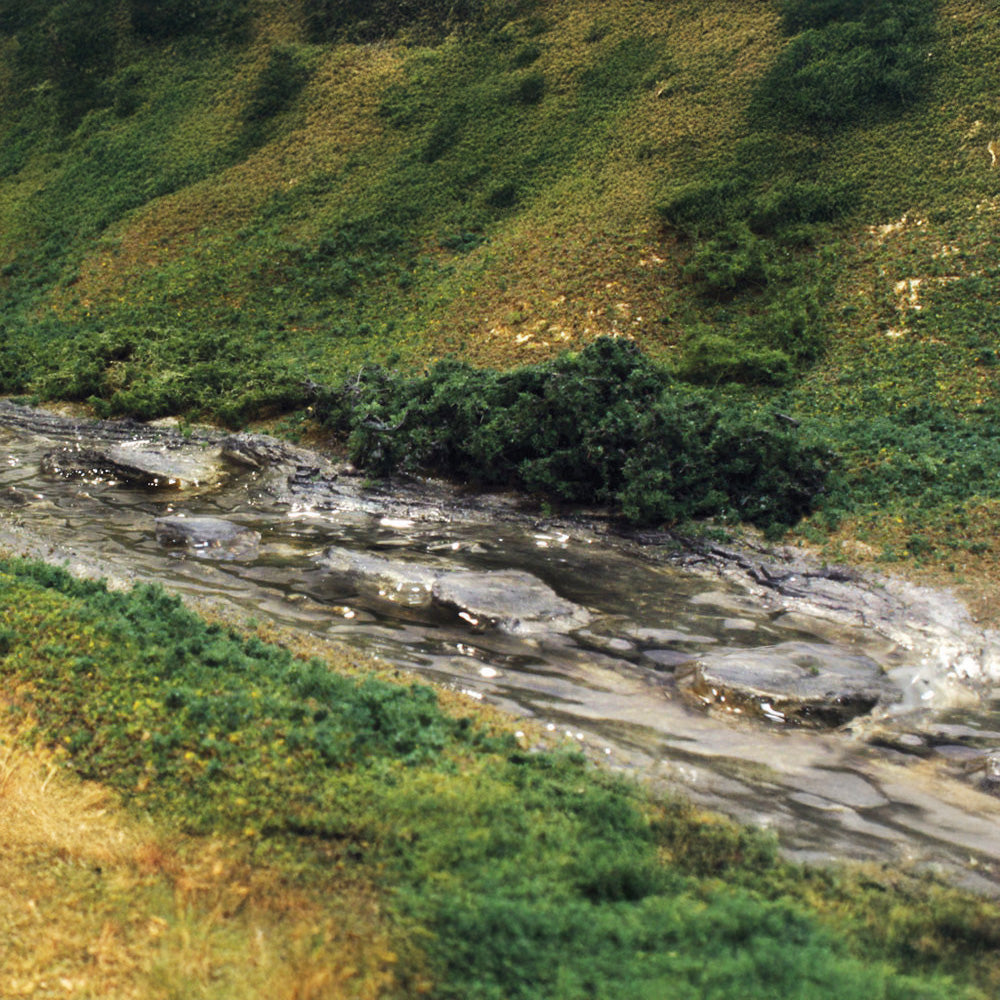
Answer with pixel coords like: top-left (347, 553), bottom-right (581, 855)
top-left (1, 406), bottom-right (999, 892)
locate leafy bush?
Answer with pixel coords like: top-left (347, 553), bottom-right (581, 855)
top-left (128, 0), bottom-right (249, 42)
top-left (675, 330), bottom-right (794, 388)
top-left (657, 177), bottom-right (750, 235)
top-left (314, 338), bottom-right (834, 529)
top-left (682, 225), bottom-right (773, 298)
top-left (755, 0), bottom-right (935, 127)
top-left (749, 178), bottom-right (854, 236)
top-left (243, 46), bottom-right (313, 125)
top-left (34, 326), bottom-right (311, 427)
top-left (5, 0), bottom-right (118, 127)
top-left (238, 45), bottom-right (314, 153)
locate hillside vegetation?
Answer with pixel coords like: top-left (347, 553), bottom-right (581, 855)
top-left (2, 0), bottom-right (1000, 566)
top-left (2, 557), bottom-right (999, 999)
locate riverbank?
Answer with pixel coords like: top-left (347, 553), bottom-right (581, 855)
top-left (2, 555), bottom-right (1000, 999)
top-left (2, 398), bottom-right (1000, 888)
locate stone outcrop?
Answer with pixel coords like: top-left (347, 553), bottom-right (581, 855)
top-left (679, 640), bottom-right (901, 726)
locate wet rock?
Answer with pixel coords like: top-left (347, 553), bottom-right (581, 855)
top-left (574, 630), bottom-right (637, 657)
top-left (431, 570), bottom-right (591, 634)
top-left (980, 753), bottom-right (1000, 795)
top-left (221, 433), bottom-right (338, 475)
top-left (625, 626), bottom-right (719, 645)
top-left (42, 442), bottom-right (225, 490)
top-left (319, 547), bottom-right (440, 608)
top-left (0, 486), bottom-right (33, 506)
top-left (643, 648), bottom-right (698, 671)
top-left (680, 641), bottom-right (900, 726)
top-left (154, 516), bottom-right (261, 560)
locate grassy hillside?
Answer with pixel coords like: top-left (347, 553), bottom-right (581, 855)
top-left (2, 0), bottom-right (1000, 575)
top-left (2, 556), bottom-right (999, 999)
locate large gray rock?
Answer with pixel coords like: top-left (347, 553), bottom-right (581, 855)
top-left (42, 441), bottom-right (225, 490)
top-left (680, 641), bottom-right (900, 726)
top-left (318, 548), bottom-right (591, 632)
top-left (154, 516), bottom-right (260, 560)
top-left (431, 569), bottom-right (591, 634)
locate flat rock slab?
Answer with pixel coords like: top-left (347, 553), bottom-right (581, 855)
top-left (41, 442), bottom-right (226, 490)
top-left (431, 569), bottom-right (591, 634)
top-left (319, 547), bottom-right (590, 632)
top-left (154, 516), bottom-right (261, 560)
top-left (681, 641), bottom-right (901, 726)
top-left (319, 548), bottom-right (441, 609)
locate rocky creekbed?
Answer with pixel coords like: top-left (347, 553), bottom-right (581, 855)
top-left (2, 399), bottom-right (1000, 891)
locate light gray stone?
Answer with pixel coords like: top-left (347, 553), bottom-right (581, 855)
top-left (681, 641), bottom-right (900, 726)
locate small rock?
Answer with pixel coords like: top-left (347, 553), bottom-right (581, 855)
top-left (643, 648), bottom-right (698, 671)
top-left (574, 630), bottom-right (637, 656)
top-left (431, 569), bottom-right (591, 634)
top-left (319, 547), bottom-right (440, 608)
top-left (42, 442), bottom-right (225, 490)
top-left (0, 486), bottom-right (32, 506)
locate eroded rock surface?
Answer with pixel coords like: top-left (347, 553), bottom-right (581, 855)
top-left (318, 546), bottom-right (590, 632)
top-left (681, 641), bottom-right (901, 726)
top-left (319, 547), bottom-right (441, 608)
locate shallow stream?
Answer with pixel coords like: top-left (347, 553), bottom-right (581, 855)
top-left (2, 414), bottom-right (999, 891)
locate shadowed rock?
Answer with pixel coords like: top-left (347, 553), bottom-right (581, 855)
top-left (154, 516), bottom-right (261, 560)
top-left (680, 641), bottom-right (900, 726)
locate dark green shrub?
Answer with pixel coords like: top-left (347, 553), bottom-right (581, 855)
top-left (755, 0), bottom-right (935, 127)
top-left (511, 70), bottom-right (545, 105)
top-left (780, 0), bottom-right (870, 32)
top-left (512, 43), bottom-right (541, 68)
top-left (314, 337), bottom-right (833, 529)
top-left (657, 177), bottom-right (750, 236)
top-left (682, 225), bottom-right (772, 298)
top-left (243, 46), bottom-right (313, 125)
top-left (128, 0), bottom-right (249, 42)
top-left (8, 0), bottom-right (118, 127)
top-left (749, 179), bottom-right (853, 235)
top-left (485, 181), bottom-right (518, 208)
top-left (238, 45), bottom-right (313, 154)
top-left (421, 103), bottom-right (466, 162)
top-left (302, 0), bottom-right (535, 44)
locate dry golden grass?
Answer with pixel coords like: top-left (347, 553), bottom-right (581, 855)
top-left (429, 0), bottom-right (783, 367)
top-left (0, 714), bottom-right (403, 1000)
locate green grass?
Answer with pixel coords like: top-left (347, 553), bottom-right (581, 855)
top-left (1, 555), bottom-right (998, 998)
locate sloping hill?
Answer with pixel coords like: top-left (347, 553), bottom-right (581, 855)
top-left (2, 0), bottom-right (1000, 579)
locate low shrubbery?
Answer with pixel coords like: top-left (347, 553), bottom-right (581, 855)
top-left (302, 0), bottom-right (535, 43)
top-left (31, 325), bottom-right (311, 427)
top-left (315, 337), bottom-right (834, 530)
